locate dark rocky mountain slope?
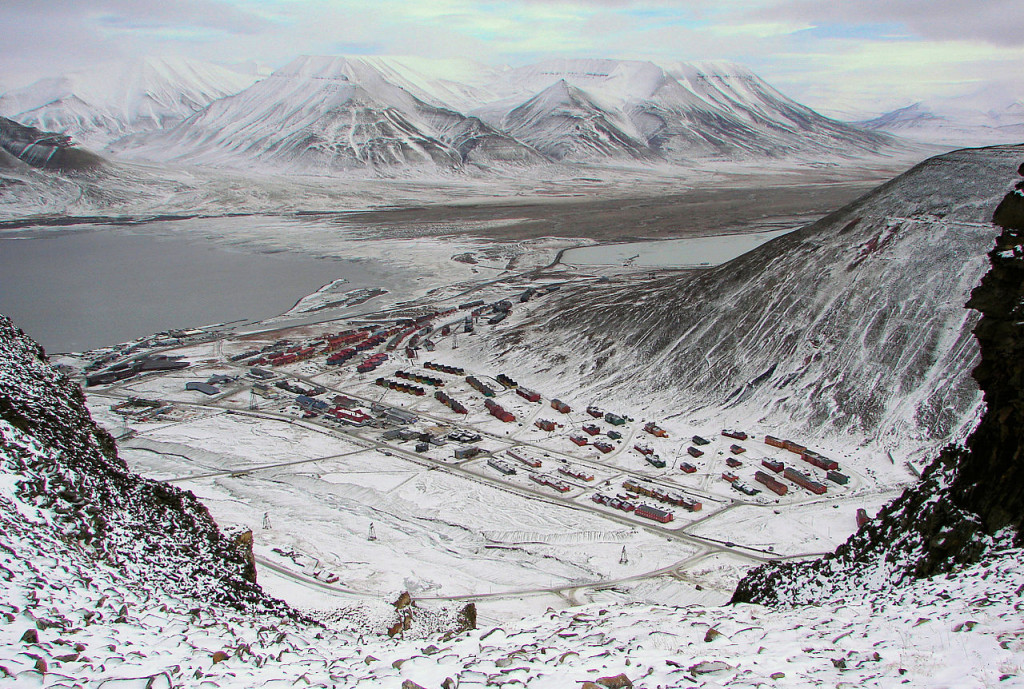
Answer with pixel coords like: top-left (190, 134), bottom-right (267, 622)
top-left (733, 163), bottom-right (1024, 605)
top-left (0, 314), bottom-right (285, 613)
top-left (0, 116), bottom-right (102, 171)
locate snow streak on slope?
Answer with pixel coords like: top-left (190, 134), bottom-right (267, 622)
top-left (476, 145), bottom-right (1024, 458)
top-left (0, 57), bottom-right (260, 148)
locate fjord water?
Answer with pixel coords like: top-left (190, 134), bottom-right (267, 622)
top-left (0, 225), bottom-right (380, 353)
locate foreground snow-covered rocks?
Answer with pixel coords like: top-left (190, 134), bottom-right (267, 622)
top-left (2, 501), bottom-right (1022, 688)
top-left (1, 303), bottom-right (1022, 686)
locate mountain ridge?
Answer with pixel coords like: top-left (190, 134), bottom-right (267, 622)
top-left (101, 54), bottom-right (897, 170)
top-left (0, 57), bottom-right (262, 149)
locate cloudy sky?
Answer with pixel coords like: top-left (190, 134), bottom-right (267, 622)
top-left (3, 0), bottom-right (1023, 116)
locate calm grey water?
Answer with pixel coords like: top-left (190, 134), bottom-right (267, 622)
top-left (0, 228), bottom-right (381, 353)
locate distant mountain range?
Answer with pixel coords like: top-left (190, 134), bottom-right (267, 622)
top-left (0, 57), bottom-right (263, 149)
top-left (2, 55), bottom-right (901, 172)
top-left (860, 98), bottom-right (1024, 147)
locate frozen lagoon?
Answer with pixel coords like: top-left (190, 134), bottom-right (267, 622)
top-left (561, 227), bottom-right (795, 268)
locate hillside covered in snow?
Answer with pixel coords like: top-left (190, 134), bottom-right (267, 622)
top-left (734, 164), bottom-right (1024, 607)
top-left (467, 145), bottom-right (1024, 464)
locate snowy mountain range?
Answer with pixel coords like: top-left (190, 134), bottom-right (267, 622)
top-left (3, 55), bottom-right (899, 172)
top-left (111, 55), bottom-right (544, 170)
top-left (861, 96), bottom-right (1024, 147)
top-left (476, 58), bottom-right (891, 162)
top-left (0, 57), bottom-right (263, 148)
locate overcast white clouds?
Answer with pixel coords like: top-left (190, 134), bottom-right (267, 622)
top-left (2, 0), bottom-right (1022, 115)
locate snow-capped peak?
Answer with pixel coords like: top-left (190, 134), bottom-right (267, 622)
top-left (0, 56), bottom-right (262, 147)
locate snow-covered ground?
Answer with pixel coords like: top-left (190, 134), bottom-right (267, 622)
top-left (78, 278), bottom-right (918, 624)
top-left (4, 480), bottom-right (1022, 688)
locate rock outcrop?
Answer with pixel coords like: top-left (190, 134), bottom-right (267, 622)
top-left (0, 116), bottom-right (103, 171)
top-left (0, 314), bottom-right (286, 613)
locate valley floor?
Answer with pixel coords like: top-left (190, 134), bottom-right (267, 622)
top-left (69, 240), bottom-right (921, 624)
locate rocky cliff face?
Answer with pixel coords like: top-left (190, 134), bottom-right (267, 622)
top-left (0, 314), bottom-right (286, 613)
top-left (0, 116), bottom-right (102, 171)
top-left (733, 162), bottom-right (1024, 605)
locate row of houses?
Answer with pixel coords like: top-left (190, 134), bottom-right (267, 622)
top-left (435, 390), bottom-right (468, 414)
top-left (622, 477), bottom-right (701, 512)
top-left (375, 377), bottom-right (425, 396)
